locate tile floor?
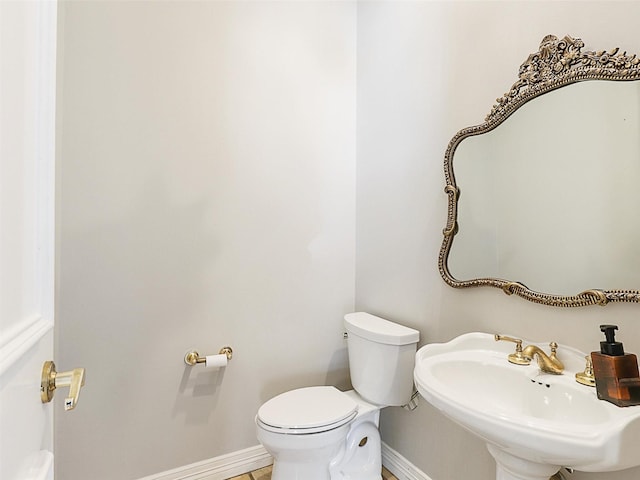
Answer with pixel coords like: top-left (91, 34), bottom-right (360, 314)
top-left (229, 465), bottom-right (399, 480)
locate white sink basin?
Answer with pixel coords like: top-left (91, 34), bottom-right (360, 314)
top-left (414, 333), bottom-right (640, 479)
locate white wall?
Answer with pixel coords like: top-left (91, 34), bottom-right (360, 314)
top-left (356, 2), bottom-right (640, 480)
top-left (55, 2), bottom-right (356, 479)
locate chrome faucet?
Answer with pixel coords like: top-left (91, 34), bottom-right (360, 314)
top-left (495, 335), bottom-right (564, 375)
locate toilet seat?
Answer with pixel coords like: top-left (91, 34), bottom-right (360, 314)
top-left (257, 386), bottom-right (358, 434)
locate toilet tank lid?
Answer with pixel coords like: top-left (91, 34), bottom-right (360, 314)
top-left (344, 312), bottom-right (419, 345)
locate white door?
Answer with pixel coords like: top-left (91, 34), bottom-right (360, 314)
top-left (0, 1), bottom-right (58, 479)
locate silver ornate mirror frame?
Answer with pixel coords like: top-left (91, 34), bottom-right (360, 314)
top-left (440, 34), bottom-right (640, 307)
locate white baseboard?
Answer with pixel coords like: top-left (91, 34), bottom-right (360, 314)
top-left (136, 445), bottom-right (272, 480)
top-left (137, 441), bottom-right (431, 480)
top-left (382, 442), bottom-right (433, 480)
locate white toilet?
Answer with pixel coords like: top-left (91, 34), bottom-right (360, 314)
top-left (255, 312), bottom-right (420, 480)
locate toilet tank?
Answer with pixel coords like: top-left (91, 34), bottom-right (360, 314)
top-left (344, 312), bottom-right (420, 406)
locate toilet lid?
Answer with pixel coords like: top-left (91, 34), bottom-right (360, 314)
top-left (257, 386), bottom-right (358, 434)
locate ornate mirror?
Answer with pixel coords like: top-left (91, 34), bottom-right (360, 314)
top-left (440, 35), bottom-right (640, 307)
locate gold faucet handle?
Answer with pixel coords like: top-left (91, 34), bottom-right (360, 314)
top-left (576, 355), bottom-right (596, 387)
top-left (494, 334), bottom-right (530, 365)
top-left (546, 342), bottom-right (564, 372)
top-left (548, 342), bottom-right (563, 360)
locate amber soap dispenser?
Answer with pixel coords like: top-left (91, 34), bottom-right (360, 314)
top-left (591, 324), bottom-right (640, 407)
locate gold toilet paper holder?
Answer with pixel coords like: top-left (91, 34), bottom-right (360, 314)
top-left (184, 346), bottom-right (233, 366)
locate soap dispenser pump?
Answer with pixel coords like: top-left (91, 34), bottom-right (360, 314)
top-left (591, 325), bottom-right (640, 407)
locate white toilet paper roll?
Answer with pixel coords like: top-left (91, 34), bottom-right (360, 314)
top-left (205, 354), bottom-right (228, 369)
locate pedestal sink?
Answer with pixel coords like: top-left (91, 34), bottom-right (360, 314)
top-left (414, 333), bottom-right (640, 480)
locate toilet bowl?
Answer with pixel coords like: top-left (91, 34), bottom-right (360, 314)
top-left (255, 313), bottom-right (419, 480)
top-left (257, 387), bottom-right (381, 480)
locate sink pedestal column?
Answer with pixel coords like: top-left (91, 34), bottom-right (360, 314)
top-left (488, 445), bottom-right (561, 480)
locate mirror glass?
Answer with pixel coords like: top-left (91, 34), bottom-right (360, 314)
top-left (450, 81), bottom-right (640, 295)
top-left (440, 35), bottom-right (640, 306)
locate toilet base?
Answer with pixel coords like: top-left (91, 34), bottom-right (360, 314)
top-left (258, 417), bottom-right (383, 480)
top-left (257, 421), bottom-right (351, 480)
top-left (265, 420), bottom-right (382, 480)
top-left (256, 390), bottom-right (384, 480)
top-left (330, 419), bottom-right (382, 480)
